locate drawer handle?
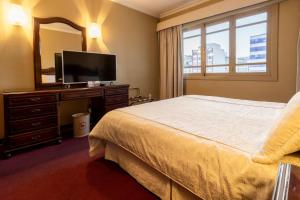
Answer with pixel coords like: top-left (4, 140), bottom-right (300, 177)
top-left (31, 122), bottom-right (41, 127)
top-left (30, 97), bottom-right (41, 102)
top-left (31, 108), bottom-right (41, 113)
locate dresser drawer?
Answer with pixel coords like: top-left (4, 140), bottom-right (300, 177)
top-left (8, 127), bottom-right (59, 148)
top-left (9, 115), bottom-right (58, 135)
top-left (7, 93), bottom-right (58, 107)
top-left (105, 94), bottom-right (128, 106)
top-left (105, 102), bottom-right (128, 112)
top-left (105, 87), bottom-right (129, 96)
top-left (8, 104), bottom-right (58, 120)
top-left (61, 88), bottom-right (103, 101)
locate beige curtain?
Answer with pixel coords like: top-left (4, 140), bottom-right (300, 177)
top-left (297, 30), bottom-right (300, 92)
top-left (159, 25), bottom-right (183, 100)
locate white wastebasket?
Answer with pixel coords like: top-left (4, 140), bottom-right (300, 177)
top-left (72, 113), bottom-right (90, 138)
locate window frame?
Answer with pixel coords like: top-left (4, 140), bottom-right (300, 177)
top-left (205, 18), bottom-right (231, 74)
top-left (182, 24), bottom-right (202, 74)
top-left (234, 9), bottom-right (268, 74)
top-left (183, 4), bottom-right (278, 81)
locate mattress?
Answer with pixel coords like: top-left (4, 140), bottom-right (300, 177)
top-left (89, 95), bottom-right (299, 200)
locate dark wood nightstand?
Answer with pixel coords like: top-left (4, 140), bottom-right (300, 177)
top-left (272, 163), bottom-right (300, 200)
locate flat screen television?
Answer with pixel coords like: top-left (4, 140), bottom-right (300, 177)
top-left (62, 51), bottom-right (116, 84)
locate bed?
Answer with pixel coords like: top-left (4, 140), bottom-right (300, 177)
top-left (89, 95), bottom-right (300, 200)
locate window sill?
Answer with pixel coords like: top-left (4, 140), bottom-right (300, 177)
top-left (183, 73), bottom-right (278, 82)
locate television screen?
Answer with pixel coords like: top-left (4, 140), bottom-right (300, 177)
top-left (62, 51), bottom-right (116, 84)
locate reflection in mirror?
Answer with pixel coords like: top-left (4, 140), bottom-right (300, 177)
top-left (40, 23), bottom-right (82, 83)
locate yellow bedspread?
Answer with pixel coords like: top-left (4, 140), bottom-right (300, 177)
top-left (89, 96), bottom-right (299, 200)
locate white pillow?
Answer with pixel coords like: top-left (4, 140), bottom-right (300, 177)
top-left (253, 92), bottom-right (300, 164)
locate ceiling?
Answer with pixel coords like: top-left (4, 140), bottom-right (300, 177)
top-left (111, 0), bottom-right (200, 18)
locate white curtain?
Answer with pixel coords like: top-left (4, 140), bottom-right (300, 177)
top-left (159, 25), bottom-right (183, 100)
top-left (297, 29), bottom-right (300, 92)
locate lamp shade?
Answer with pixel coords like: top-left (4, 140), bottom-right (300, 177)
top-left (88, 23), bottom-right (100, 39)
top-left (8, 4), bottom-right (28, 26)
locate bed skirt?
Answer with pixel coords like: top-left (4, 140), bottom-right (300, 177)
top-left (105, 142), bottom-right (202, 200)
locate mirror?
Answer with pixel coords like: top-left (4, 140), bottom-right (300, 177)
top-left (40, 23), bottom-right (82, 83)
top-left (33, 17), bottom-right (87, 89)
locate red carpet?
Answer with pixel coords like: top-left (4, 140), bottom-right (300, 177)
top-left (0, 137), bottom-right (157, 200)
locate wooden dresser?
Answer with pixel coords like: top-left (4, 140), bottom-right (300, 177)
top-left (90, 85), bottom-right (129, 124)
top-left (3, 91), bottom-right (60, 158)
top-left (2, 84), bottom-right (129, 158)
top-left (103, 85), bottom-right (129, 112)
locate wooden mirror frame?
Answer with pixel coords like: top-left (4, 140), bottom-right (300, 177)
top-left (33, 17), bottom-right (87, 89)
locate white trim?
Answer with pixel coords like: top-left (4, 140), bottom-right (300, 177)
top-left (110, 0), bottom-right (159, 17)
top-left (110, 0), bottom-right (211, 18)
top-left (157, 0), bottom-right (282, 31)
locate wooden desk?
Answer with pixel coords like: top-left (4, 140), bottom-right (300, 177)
top-left (2, 84), bottom-right (129, 158)
top-left (272, 164), bottom-right (300, 200)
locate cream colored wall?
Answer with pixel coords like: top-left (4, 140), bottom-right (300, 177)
top-left (184, 0), bottom-right (300, 103)
top-left (0, 0), bottom-right (159, 138)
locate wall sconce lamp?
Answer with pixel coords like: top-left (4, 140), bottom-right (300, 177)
top-left (8, 3), bottom-right (28, 26)
top-left (88, 23), bottom-right (100, 39)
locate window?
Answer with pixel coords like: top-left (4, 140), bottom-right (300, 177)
top-left (183, 28), bottom-right (201, 74)
top-left (182, 4), bottom-right (278, 81)
top-left (236, 12), bottom-right (268, 73)
top-left (206, 21), bottom-right (230, 73)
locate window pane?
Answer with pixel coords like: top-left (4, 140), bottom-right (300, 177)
top-left (236, 64), bottom-right (267, 73)
top-left (236, 12), bottom-right (267, 27)
top-left (206, 30), bottom-right (229, 66)
top-left (183, 29), bottom-right (201, 74)
top-left (183, 29), bottom-right (201, 38)
top-left (206, 66), bottom-right (229, 73)
top-left (236, 23), bottom-right (267, 64)
top-left (206, 21), bottom-right (229, 34)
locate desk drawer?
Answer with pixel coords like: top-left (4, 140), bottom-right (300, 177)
top-left (105, 102), bottom-right (128, 112)
top-left (8, 104), bottom-right (57, 120)
top-left (105, 87), bottom-right (128, 96)
top-left (8, 127), bottom-right (58, 148)
top-left (61, 89), bottom-right (103, 101)
top-left (105, 95), bottom-right (128, 106)
top-left (7, 94), bottom-right (58, 107)
top-left (9, 115), bottom-right (58, 135)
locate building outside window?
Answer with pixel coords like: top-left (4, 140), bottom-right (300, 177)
top-left (183, 28), bottom-right (201, 74)
top-left (182, 4), bottom-right (278, 81)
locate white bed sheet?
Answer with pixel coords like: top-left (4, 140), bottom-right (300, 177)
top-left (119, 95), bottom-right (285, 154)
